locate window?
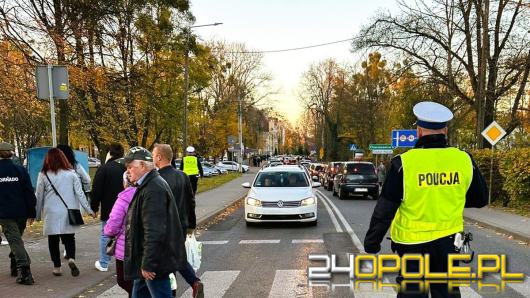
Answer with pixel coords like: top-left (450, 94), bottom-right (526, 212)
top-left (345, 163), bottom-right (375, 175)
top-left (254, 172), bottom-right (309, 187)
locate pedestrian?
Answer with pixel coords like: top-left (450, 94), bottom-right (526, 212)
top-left (0, 142), bottom-right (36, 285)
top-left (179, 146), bottom-right (203, 194)
top-left (123, 146), bottom-right (187, 298)
top-left (90, 143), bottom-right (126, 272)
top-left (104, 172), bottom-right (136, 297)
top-left (377, 161), bottom-right (386, 186)
top-left (35, 148), bottom-right (95, 277)
top-left (152, 144), bottom-right (204, 298)
top-left (364, 101), bottom-right (488, 297)
top-left (57, 144), bottom-right (92, 194)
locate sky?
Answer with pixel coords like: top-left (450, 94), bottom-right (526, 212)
top-left (190, 0), bottom-right (399, 124)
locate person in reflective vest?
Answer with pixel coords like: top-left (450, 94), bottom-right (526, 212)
top-left (364, 101), bottom-right (488, 298)
top-left (179, 146), bottom-right (203, 194)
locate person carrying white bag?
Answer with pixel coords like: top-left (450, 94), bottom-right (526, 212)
top-left (185, 233), bottom-right (202, 271)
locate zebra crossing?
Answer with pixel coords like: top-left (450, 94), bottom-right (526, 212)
top-left (96, 268), bottom-right (528, 298)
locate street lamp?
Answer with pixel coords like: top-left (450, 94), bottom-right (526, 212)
top-left (182, 22), bottom-right (222, 155)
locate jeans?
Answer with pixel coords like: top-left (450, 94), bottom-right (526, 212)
top-left (99, 220), bottom-right (111, 267)
top-left (48, 234), bottom-right (75, 267)
top-left (0, 218), bottom-right (31, 268)
top-left (178, 261), bottom-right (200, 286)
top-left (132, 275), bottom-right (172, 298)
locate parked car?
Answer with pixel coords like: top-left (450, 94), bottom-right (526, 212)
top-left (332, 161), bottom-right (379, 200)
top-left (217, 161), bottom-right (249, 172)
top-left (241, 165), bottom-right (320, 226)
top-left (322, 161), bottom-right (344, 191)
top-left (202, 165), bottom-right (216, 177)
top-left (203, 162), bottom-right (227, 174)
top-left (88, 157), bottom-right (101, 168)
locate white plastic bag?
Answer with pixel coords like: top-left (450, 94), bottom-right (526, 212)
top-left (169, 273), bottom-right (178, 290)
top-left (185, 233), bottom-right (202, 271)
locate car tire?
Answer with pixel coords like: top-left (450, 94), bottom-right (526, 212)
top-left (245, 221), bottom-right (256, 227)
top-left (339, 188), bottom-right (347, 200)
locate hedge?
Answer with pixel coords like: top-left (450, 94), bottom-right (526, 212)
top-left (470, 148), bottom-right (530, 206)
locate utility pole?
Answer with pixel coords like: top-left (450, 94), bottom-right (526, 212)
top-left (238, 90), bottom-right (244, 173)
top-left (181, 22), bottom-right (222, 156)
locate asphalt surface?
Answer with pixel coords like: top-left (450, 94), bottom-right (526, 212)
top-left (96, 185), bottom-right (530, 298)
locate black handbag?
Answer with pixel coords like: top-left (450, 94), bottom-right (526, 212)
top-left (45, 173), bottom-right (85, 226)
top-left (106, 237), bottom-right (117, 256)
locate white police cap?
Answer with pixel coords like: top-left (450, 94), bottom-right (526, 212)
top-left (413, 101), bottom-right (453, 129)
top-left (186, 146), bottom-right (195, 153)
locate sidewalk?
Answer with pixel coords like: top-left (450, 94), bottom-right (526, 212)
top-left (464, 207), bottom-right (530, 243)
top-left (0, 169), bottom-right (255, 298)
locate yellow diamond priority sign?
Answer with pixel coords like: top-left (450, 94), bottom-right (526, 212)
top-left (481, 121), bottom-right (506, 146)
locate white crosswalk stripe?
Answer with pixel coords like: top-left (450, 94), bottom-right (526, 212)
top-left (202, 240), bottom-right (229, 245)
top-left (239, 239), bottom-right (281, 244)
top-left (180, 270), bottom-right (240, 298)
top-left (292, 239), bottom-right (324, 244)
top-left (268, 270), bottom-right (312, 298)
top-left (492, 274), bottom-right (530, 297)
top-left (460, 286), bottom-right (483, 298)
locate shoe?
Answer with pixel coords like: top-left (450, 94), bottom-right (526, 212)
top-left (0, 240), bottom-right (8, 245)
top-left (94, 260), bottom-right (108, 272)
top-left (16, 266), bottom-right (34, 285)
top-left (10, 258), bottom-right (17, 277)
top-left (52, 267), bottom-right (62, 276)
top-left (68, 259), bottom-right (80, 277)
top-left (63, 250), bottom-right (67, 259)
top-left (192, 281), bottom-right (204, 298)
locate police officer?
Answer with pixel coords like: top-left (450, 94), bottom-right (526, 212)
top-left (179, 146), bottom-right (203, 194)
top-left (0, 142), bottom-right (36, 285)
top-left (364, 102), bottom-right (488, 297)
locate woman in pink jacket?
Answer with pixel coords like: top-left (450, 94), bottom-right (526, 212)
top-left (104, 173), bottom-right (136, 297)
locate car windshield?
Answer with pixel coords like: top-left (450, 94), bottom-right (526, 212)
top-left (254, 172), bottom-right (309, 187)
top-left (345, 164), bottom-right (375, 175)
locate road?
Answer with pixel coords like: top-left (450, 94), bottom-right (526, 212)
top-left (100, 186), bottom-right (530, 298)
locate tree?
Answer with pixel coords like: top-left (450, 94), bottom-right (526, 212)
top-left (355, 0), bottom-right (530, 148)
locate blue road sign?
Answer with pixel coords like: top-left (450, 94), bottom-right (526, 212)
top-left (27, 147), bottom-right (89, 188)
top-left (391, 130), bottom-right (418, 148)
top-left (349, 144), bottom-right (357, 151)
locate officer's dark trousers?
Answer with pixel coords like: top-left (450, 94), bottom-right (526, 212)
top-left (189, 175), bottom-right (199, 195)
top-left (0, 218), bottom-right (31, 268)
top-left (392, 235), bottom-right (461, 298)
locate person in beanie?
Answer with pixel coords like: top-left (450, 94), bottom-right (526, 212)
top-left (123, 146), bottom-right (187, 298)
top-left (0, 142), bottom-right (36, 285)
top-left (90, 143), bottom-right (126, 272)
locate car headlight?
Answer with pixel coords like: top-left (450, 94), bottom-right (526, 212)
top-left (246, 197), bottom-right (262, 206)
top-left (301, 197), bottom-right (316, 206)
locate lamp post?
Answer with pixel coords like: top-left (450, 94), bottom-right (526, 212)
top-left (182, 22), bottom-right (222, 155)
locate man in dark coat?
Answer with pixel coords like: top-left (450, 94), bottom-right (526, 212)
top-left (90, 143), bottom-right (125, 272)
top-left (123, 146), bottom-right (186, 297)
top-left (152, 144), bottom-right (203, 298)
top-left (0, 142), bottom-right (36, 285)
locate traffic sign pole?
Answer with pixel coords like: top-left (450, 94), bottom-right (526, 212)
top-left (489, 146), bottom-right (494, 205)
top-left (47, 65), bottom-right (57, 147)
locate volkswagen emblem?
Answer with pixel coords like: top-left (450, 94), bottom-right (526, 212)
top-left (277, 200), bottom-right (284, 208)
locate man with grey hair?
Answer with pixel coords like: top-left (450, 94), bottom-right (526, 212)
top-left (152, 144), bottom-right (203, 298)
top-left (0, 142), bottom-right (36, 285)
top-left (122, 146), bottom-right (187, 297)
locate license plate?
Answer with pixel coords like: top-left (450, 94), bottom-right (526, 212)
top-left (355, 188), bottom-right (368, 192)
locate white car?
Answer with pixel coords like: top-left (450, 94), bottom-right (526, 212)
top-left (217, 161), bottom-right (249, 172)
top-left (88, 157), bottom-right (101, 168)
top-left (242, 165), bottom-right (320, 226)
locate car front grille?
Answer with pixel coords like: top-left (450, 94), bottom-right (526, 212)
top-left (261, 201), bottom-right (301, 208)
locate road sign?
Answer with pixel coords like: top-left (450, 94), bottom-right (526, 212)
top-left (481, 121), bottom-right (506, 146)
top-left (36, 65), bottom-right (69, 100)
top-left (372, 149), bottom-right (393, 155)
top-left (349, 144), bottom-right (357, 151)
top-left (369, 144), bottom-right (393, 150)
top-left (227, 135), bottom-right (237, 146)
top-left (391, 130), bottom-right (417, 148)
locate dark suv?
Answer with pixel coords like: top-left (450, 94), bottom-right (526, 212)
top-left (332, 162), bottom-right (379, 200)
top-left (322, 162), bottom-right (343, 191)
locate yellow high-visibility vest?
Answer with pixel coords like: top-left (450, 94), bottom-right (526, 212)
top-left (183, 156), bottom-right (199, 176)
top-left (390, 147), bottom-right (473, 244)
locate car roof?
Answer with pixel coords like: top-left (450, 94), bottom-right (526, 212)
top-left (343, 161), bottom-right (374, 165)
top-left (259, 165), bottom-right (305, 173)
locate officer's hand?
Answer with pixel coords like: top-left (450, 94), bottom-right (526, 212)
top-left (27, 218), bottom-right (35, 226)
top-left (141, 269), bottom-right (156, 280)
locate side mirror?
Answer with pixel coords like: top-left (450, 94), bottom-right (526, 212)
top-left (312, 176), bottom-right (319, 182)
top-left (312, 182), bottom-right (321, 188)
top-left (241, 182), bottom-right (251, 188)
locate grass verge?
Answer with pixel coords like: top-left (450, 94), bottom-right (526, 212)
top-left (490, 200), bottom-right (530, 218)
top-left (197, 172), bottom-right (242, 194)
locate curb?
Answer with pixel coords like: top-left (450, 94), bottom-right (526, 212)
top-left (464, 216), bottom-right (530, 244)
top-left (196, 195), bottom-right (246, 227)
